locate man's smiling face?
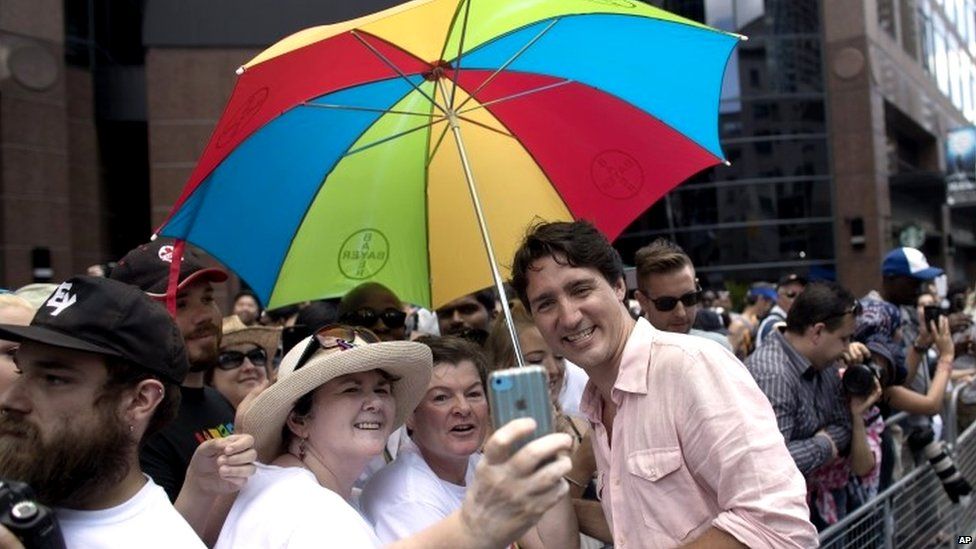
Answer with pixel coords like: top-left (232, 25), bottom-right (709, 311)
top-left (524, 254), bottom-right (630, 373)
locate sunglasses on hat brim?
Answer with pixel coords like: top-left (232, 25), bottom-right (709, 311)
top-left (292, 324), bottom-right (382, 372)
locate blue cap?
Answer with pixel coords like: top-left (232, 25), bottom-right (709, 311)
top-left (881, 247), bottom-right (943, 280)
top-left (749, 287), bottom-right (777, 300)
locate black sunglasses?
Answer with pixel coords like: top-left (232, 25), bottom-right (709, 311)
top-left (645, 287), bottom-right (703, 312)
top-left (293, 324), bottom-right (381, 372)
top-left (217, 347), bottom-right (268, 370)
top-left (340, 307), bottom-right (407, 329)
top-left (818, 300), bottom-right (863, 324)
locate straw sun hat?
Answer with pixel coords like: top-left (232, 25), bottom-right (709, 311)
top-left (240, 329), bottom-right (432, 463)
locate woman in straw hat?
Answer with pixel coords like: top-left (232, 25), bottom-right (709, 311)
top-left (215, 325), bottom-right (574, 548)
top-left (209, 315), bottom-right (281, 408)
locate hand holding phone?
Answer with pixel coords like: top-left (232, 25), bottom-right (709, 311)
top-left (924, 305), bottom-right (947, 328)
top-left (488, 366), bottom-right (554, 455)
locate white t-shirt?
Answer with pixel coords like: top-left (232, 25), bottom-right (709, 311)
top-left (215, 464), bottom-right (381, 549)
top-left (559, 360), bottom-right (589, 418)
top-left (55, 476), bottom-right (203, 549)
top-left (360, 438), bottom-right (480, 543)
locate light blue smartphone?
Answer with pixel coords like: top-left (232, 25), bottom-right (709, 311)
top-left (488, 366), bottom-right (554, 454)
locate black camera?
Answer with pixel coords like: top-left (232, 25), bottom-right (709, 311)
top-left (842, 361), bottom-right (887, 396)
top-left (923, 305), bottom-right (947, 327)
top-left (908, 428), bottom-right (972, 505)
top-left (0, 480), bottom-right (65, 549)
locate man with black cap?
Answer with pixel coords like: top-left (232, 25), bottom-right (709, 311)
top-left (0, 276), bottom-right (204, 547)
top-left (110, 239), bottom-right (237, 501)
top-left (756, 273), bottom-right (807, 349)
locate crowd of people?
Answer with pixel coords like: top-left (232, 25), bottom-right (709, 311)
top-left (0, 220), bottom-right (973, 548)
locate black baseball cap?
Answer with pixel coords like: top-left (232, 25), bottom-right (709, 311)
top-left (110, 239), bottom-right (227, 297)
top-left (777, 273), bottom-right (807, 288)
top-left (0, 276), bottom-right (189, 384)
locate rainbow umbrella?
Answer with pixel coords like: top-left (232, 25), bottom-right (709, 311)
top-left (158, 0), bottom-right (740, 335)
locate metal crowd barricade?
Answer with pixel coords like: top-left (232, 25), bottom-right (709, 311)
top-left (818, 380), bottom-right (976, 548)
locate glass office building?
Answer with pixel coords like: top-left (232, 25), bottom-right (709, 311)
top-left (617, 0), bottom-right (976, 293)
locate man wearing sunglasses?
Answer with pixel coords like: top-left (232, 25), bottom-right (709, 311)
top-left (756, 273), bottom-right (808, 349)
top-left (337, 282), bottom-right (408, 342)
top-left (747, 282), bottom-right (869, 482)
top-left (633, 239), bottom-right (732, 351)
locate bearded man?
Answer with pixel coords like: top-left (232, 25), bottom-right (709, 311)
top-left (0, 276), bottom-right (204, 546)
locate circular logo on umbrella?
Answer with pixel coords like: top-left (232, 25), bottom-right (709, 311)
top-left (216, 87), bottom-right (270, 148)
top-left (338, 229), bottom-right (390, 280)
top-left (591, 150), bottom-right (643, 199)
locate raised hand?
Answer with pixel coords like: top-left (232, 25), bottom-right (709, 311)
top-left (461, 418), bottom-right (573, 547)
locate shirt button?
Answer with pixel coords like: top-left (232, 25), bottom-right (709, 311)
top-left (613, 478), bottom-right (620, 486)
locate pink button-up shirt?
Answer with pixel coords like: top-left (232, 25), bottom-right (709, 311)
top-left (580, 318), bottom-right (817, 548)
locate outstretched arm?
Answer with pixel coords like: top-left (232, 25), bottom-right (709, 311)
top-left (386, 419), bottom-right (573, 549)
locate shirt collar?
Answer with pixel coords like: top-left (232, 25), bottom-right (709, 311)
top-left (614, 317), bottom-right (653, 396)
top-left (771, 329), bottom-right (813, 379)
top-left (578, 317), bottom-right (652, 420)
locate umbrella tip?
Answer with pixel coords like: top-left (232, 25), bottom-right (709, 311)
top-left (736, 33), bottom-right (749, 41)
top-left (150, 233), bottom-right (158, 241)
top-left (723, 160), bottom-right (732, 167)
top-left (236, 66), bottom-right (246, 75)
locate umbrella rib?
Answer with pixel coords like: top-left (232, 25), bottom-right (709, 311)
top-left (300, 102), bottom-right (437, 118)
top-left (437, 0), bottom-right (468, 65)
top-left (447, 0), bottom-right (473, 111)
top-left (344, 117), bottom-right (448, 158)
top-left (350, 30), bottom-right (447, 115)
top-left (426, 123), bottom-right (451, 167)
top-left (454, 18), bottom-right (560, 112)
top-left (457, 79), bottom-right (574, 114)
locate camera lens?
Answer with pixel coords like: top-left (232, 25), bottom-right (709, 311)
top-left (843, 364), bottom-right (875, 396)
top-left (10, 501), bottom-right (38, 522)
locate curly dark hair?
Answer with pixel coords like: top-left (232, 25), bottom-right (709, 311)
top-left (510, 220), bottom-right (624, 311)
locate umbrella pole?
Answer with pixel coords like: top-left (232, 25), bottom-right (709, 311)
top-left (439, 81), bottom-right (526, 368)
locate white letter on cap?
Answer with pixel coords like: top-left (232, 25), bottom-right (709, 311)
top-left (44, 283), bottom-right (77, 317)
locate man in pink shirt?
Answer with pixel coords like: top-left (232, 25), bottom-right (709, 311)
top-left (510, 221), bottom-right (817, 548)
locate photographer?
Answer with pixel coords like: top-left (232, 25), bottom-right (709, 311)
top-left (746, 281), bottom-right (865, 479)
top-left (855, 310), bottom-right (974, 507)
top-left (807, 375), bottom-right (884, 526)
top-left (858, 317), bottom-right (954, 418)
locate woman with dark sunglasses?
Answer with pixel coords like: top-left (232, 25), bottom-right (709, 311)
top-left (208, 315), bottom-right (280, 408)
